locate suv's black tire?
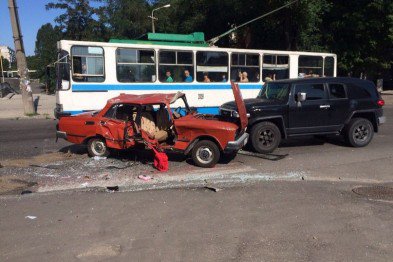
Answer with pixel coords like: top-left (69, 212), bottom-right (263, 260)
top-left (191, 140), bottom-right (220, 168)
top-left (345, 118), bottom-right (374, 147)
top-left (251, 122), bottom-right (281, 153)
top-left (87, 137), bottom-right (110, 157)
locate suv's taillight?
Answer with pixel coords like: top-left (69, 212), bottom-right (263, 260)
top-left (377, 99), bottom-right (385, 107)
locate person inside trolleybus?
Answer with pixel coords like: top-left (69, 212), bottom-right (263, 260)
top-left (184, 70), bottom-right (193, 82)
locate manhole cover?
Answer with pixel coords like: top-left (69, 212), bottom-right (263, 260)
top-left (352, 186), bottom-right (393, 200)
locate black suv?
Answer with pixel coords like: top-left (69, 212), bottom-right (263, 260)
top-left (220, 77), bottom-right (386, 153)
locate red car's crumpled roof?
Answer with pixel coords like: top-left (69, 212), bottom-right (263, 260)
top-left (108, 92), bottom-right (185, 105)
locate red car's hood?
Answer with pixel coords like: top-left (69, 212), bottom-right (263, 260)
top-left (230, 81), bottom-right (248, 130)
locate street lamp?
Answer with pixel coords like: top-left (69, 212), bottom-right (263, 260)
top-left (149, 4), bottom-right (171, 33)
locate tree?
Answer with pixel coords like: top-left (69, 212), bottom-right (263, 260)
top-left (33, 23), bottom-right (62, 92)
top-left (46, 0), bottom-right (103, 41)
top-left (322, 0), bottom-right (393, 79)
top-left (100, 0), bottom-right (151, 39)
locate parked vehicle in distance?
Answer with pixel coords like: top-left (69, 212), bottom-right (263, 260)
top-left (57, 82), bottom-right (248, 168)
top-left (220, 77), bottom-right (385, 153)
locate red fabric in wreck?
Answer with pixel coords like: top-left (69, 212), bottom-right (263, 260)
top-left (153, 151), bottom-right (169, 172)
top-left (147, 143), bottom-right (168, 172)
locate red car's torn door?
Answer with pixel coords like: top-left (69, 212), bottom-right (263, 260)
top-left (230, 81), bottom-right (248, 130)
top-left (98, 118), bottom-right (127, 149)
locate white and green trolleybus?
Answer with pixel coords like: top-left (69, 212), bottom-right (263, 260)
top-left (54, 32), bottom-right (337, 118)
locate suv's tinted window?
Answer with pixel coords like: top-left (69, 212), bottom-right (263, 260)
top-left (348, 84), bottom-right (372, 99)
top-left (295, 84), bottom-right (326, 100)
top-left (329, 84), bottom-right (346, 99)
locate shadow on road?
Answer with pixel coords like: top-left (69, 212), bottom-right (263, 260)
top-left (58, 144), bottom-right (187, 165)
top-left (279, 135), bottom-right (347, 149)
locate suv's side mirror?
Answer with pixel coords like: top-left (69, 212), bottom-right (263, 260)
top-left (297, 92), bottom-right (307, 102)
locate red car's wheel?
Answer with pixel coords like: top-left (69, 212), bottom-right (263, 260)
top-left (87, 137), bottom-right (110, 157)
top-left (191, 140), bottom-right (220, 168)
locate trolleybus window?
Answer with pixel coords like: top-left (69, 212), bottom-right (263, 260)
top-left (56, 50), bottom-right (70, 90)
top-left (324, 56), bottom-right (335, 77)
top-left (231, 53), bottom-right (260, 82)
top-left (116, 48), bottom-right (156, 83)
top-left (159, 51), bottom-right (194, 83)
top-left (298, 55), bottom-right (323, 77)
top-left (262, 54), bottom-right (289, 81)
top-left (71, 46), bottom-right (104, 82)
top-left (196, 51), bottom-right (228, 83)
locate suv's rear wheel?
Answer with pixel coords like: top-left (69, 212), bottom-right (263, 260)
top-left (191, 140), bottom-right (220, 168)
top-left (345, 118), bottom-right (374, 147)
top-left (251, 122), bottom-right (281, 153)
top-left (87, 137), bottom-right (110, 157)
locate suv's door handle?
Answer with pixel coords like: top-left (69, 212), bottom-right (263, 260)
top-left (320, 105), bottom-right (330, 109)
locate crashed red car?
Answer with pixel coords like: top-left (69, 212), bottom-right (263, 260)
top-left (56, 82), bottom-right (248, 168)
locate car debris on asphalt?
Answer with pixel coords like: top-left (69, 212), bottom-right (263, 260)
top-left (138, 175), bottom-right (153, 182)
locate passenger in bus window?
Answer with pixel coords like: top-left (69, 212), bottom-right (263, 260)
top-left (222, 74), bottom-right (227, 82)
top-left (203, 72), bottom-right (211, 83)
top-left (165, 71), bottom-right (173, 82)
top-left (184, 70), bottom-right (193, 82)
top-left (237, 71), bottom-right (242, 82)
top-left (73, 63), bottom-right (87, 81)
top-left (240, 72), bottom-right (249, 82)
top-left (264, 73), bottom-right (275, 82)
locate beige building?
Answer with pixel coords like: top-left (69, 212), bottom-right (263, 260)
top-left (0, 46), bottom-right (16, 67)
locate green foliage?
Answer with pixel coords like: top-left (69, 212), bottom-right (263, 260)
top-left (40, 0), bottom-right (392, 80)
top-left (1, 57), bottom-right (10, 70)
top-left (322, 0), bottom-right (393, 78)
top-left (29, 23), bottom-right (62, 92)
top-left (46, 0), bottom-right (104, 41)
top-left (100, 0), bottom-right (151, 39)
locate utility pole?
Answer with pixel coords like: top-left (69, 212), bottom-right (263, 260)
top-left (8, 0), bottom-right (35, 114)
top-left (0, 52), bottom-right (4, 83)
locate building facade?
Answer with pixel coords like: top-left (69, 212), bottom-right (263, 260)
top-left (0, 46), bottom-right (16, 67)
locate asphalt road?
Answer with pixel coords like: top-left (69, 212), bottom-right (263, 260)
top-left (1, 181), bottom-right (393, 261)
top-left (0, 119), bottom-right (70, 161)
top-left (0, 99), bottom-right (392, 261)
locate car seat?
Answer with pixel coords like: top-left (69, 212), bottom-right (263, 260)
top-left (155, 106), bottom-right (171, 141)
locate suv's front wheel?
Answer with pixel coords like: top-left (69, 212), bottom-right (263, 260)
top-left (345, 118), bottom-right (374, 147)
top-left (251, 122), bottom-right (281, 153)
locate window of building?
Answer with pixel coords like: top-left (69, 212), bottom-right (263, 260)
top-left (158, 51), bottom-right (194, 83)
top-left (196, 51), bottom-right (228, 83)
top-left (71, 46), bottom-right (105, 82)
top-left (329, 84), bottom-right (346, 99)
top-left (116, 48), bottom-right (156, 83)
top-left (231, 53), bottom-right (260, 82)
top-left (324, 56), bottom-right (335, 77)
top-left (295, 83), bottom-right (326, 100)
top-left (298, 56), bottom-right (323, 77)
top-left (262, 54), bottom-right (289, 81)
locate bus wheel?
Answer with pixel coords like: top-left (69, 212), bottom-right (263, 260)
top-left (191, 140), bottom-right (220, 168)
top-left (87, 137), bottom-right (110, 157)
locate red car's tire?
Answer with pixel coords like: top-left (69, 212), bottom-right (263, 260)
top-left (87, 137), bottom-right (110, 157)
top-left (191, 140), bottom-right (220, 168)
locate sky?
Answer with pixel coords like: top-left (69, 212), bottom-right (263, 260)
top-left (0, 0), bottom-right (63, 56)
